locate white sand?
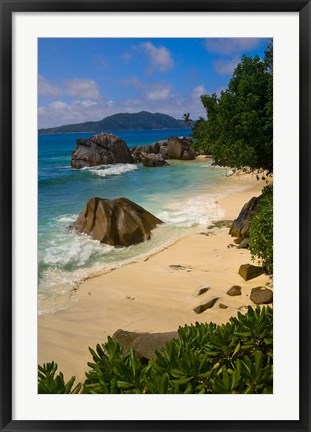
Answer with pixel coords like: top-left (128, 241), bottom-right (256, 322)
top-left (38, 173), bottom-right (271, 382)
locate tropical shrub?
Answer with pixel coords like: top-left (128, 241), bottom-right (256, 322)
top-left (249, 185), bottom-right (273, 272)
top-left (38, 306), bottom-right (273, 394)
top-left (148, 306), bottom-right (273, 394)
top-left (38, 361), bottom-right (81, 394)
top-left (83, 337), bottom-right (148, 394)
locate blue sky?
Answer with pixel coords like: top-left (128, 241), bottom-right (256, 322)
top-left (38, 38), bottom-right (271, 128)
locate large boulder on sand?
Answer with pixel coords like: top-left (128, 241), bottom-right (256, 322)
top-left (71, 133), bottom-right (133, 169)
top-left (112, 329), bottom-right (179, 360)
top-left (239, 263), bottom-right (265, 281)
top-left (73, 197), bottom-right (163, 247)
top-left (229, 196), bottom-right (262, 239)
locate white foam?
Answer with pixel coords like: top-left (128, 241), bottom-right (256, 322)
top-left (38, 177), bottom-right (238, 314)
top-left (158, 194), bottom-right (225, 227)
top-left (55, 214), bottom-right (77, 224)
top-left (85, 163), bottom-right (138, 177)
top-left (39, 231), bottom-right (114, 267)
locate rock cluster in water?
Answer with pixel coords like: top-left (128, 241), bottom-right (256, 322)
top-left (138, 152), bottom-right (170, 167)
top-left (131, 136), bottom-right (196, 162)
top-left (73, 196), bottom-right (163, 247)
top-left (70, 133), bottom-right (133, 169)
top-left (70, 133), bottom-right (197, 169)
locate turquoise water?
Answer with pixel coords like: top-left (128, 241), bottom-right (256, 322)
top-left (38, 129), bottom-right (231, 314)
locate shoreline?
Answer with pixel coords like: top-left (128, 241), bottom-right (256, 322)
top-left (38, 127), bottom-right (192, 136)
top-left (38, 173), bottom-right (271, 382)
top-left (38, 160), bottom-right (258, 317)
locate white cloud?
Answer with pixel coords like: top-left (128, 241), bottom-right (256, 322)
top-left (192, 85), bottom-right (206, 99)
top-left (65, 79), bottom-right (101, 99)
top-left (39, 99), bottom-right (103, 128)
top-left (140, 42), bottom-right (174, 72)
top-left (38, 80), bottom-right (209, 128)
top-left (38, 76), bottom-right (61, 98)
top-left (39, 76), bottom-right (101, 100)
top-left (38, 90), bottom-right (207, 129)
top-left (74, 99), bottom-right (98, 108)
top-left (205, 38), bottom-right (262, 55)
top-left (214, 58), bottom-right (239, 75)
top-left (49, 101), bottom-right (70, 110)
top-left (146, 84), bottom-right (171, 101)
top-left (123, 77), bottom-right (171, 101)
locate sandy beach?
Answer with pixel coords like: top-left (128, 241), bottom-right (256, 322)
top-left (38, 172), bottom-right (271, 382)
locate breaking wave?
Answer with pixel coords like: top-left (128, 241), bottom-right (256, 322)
top-left (84, 163), bottom-right (138, 177)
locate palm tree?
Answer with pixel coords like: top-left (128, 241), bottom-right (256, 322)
top-left (182, 113), bottom-right (192, 128)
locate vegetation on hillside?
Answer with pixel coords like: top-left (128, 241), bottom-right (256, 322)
top-left (38, 306), bottom-right (273, 394)
top-left (38, 111), bottom-right (189, 134)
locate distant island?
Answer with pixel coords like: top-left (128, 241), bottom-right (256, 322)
top-left (38, 111), bottom-right (190, 135)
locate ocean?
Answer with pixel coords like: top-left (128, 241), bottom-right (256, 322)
top-left (38, 128), bottom-right (233, 314)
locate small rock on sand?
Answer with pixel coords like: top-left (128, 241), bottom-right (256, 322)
top-left (193, 296), bottom-right (219, 314)
top-left (239, 264), bottom-right (265, 281)
top-left (237, 238), bottom-right (249, 249)
top-left (193, 286), bottom-right (210, 297)
top-left (226, 285), bottom-right (242, 296)
top-left (250, 287), bottom-right (273, 304)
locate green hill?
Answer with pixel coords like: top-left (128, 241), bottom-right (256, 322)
top-left (38, 111), bottom-right (190, 134)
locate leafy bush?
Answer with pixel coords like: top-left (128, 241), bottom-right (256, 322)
top-left (148, 306), bottom-right (272, 394)
top-left (38, 306), bottom-right (273, 394)
top-left (249, 185), bottom-right (273, 272)
top-left (38, 361), bottom-right (81, 394)
top-left (83, 337), bottom-right (148, 394)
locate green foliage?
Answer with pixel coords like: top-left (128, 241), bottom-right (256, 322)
top-left (83, 337), bottom-right (149, 394)
top-left (148, 306), bottom-right (272, 394)
top-left (191, 117), bottom-right (210, 152)
top-left (249, 185), bottom-right (273, 272)
top-left (182, 112), bottom-right (193, 128)
top-left (194, 43), bottom-right (273, 171)
top-left (38, 361), bottom-right (81, 394)
top-left (38, 306), bottom-right (273, 394)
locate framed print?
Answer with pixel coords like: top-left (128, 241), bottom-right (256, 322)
top-left (1, 0), bottom-right (310, 431)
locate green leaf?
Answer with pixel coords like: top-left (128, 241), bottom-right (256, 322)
top-left (232, 342), bottom-right (241, 358)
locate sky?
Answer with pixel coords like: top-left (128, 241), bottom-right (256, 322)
top-left (38, 38), bottom-right (271, 129)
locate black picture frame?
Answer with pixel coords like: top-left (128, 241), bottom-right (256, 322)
top-left (1, 1), bottom-right (310, 431)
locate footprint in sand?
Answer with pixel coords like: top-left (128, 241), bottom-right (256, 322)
top-left (169, 264), bottom-right (187, 270)
top-left (169, 264), bottom-right (192, 272)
